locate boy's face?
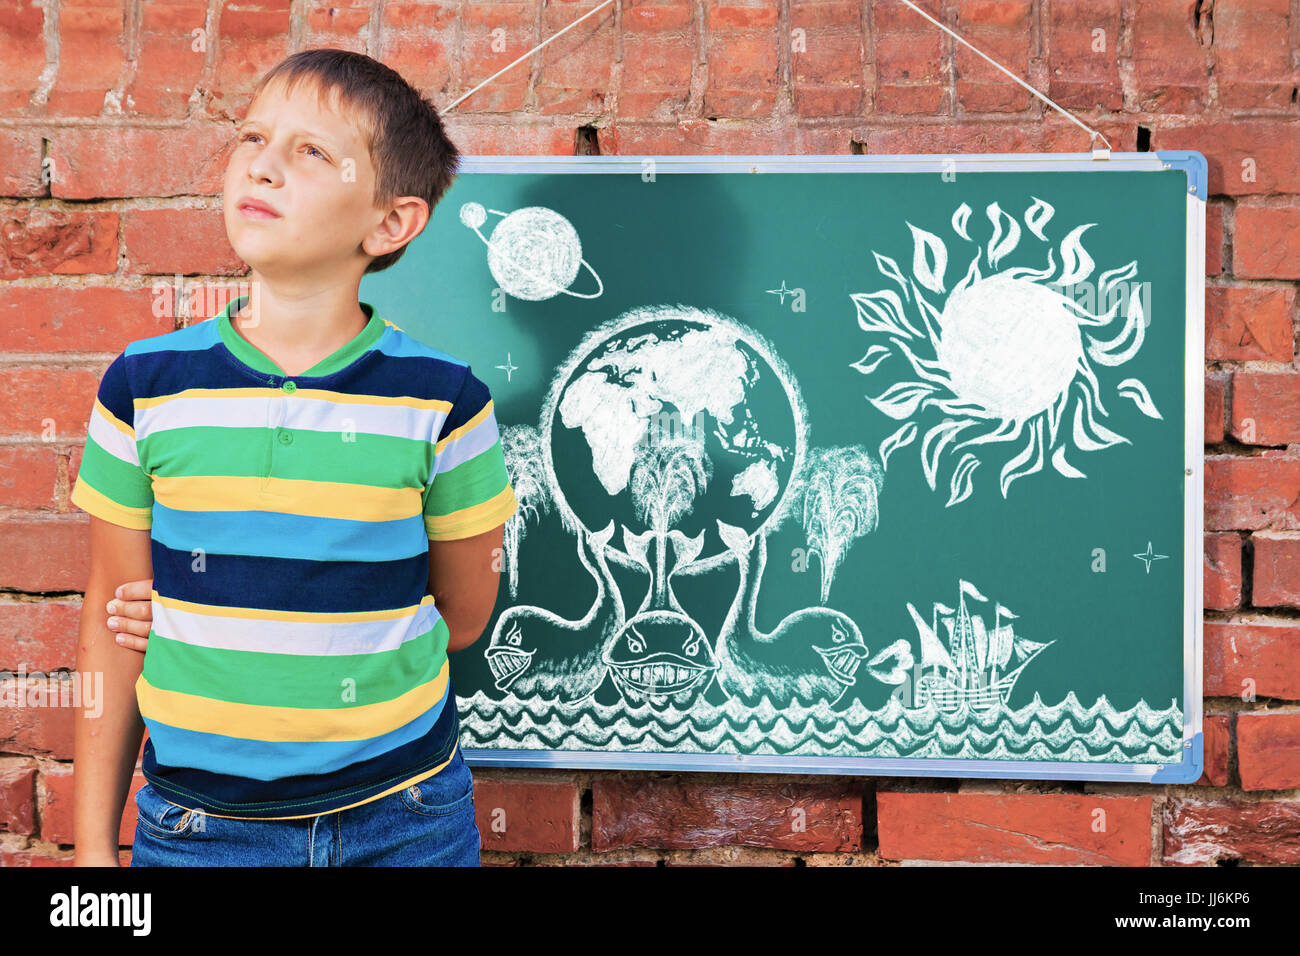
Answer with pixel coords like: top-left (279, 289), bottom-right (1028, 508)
top-left (223, 76), bottom-right (386, 283)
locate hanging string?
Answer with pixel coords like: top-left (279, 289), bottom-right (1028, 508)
top-left (437, 0), bottom-right (1113, 155)
top-left (438, 0), bottom-right (616, 115)
top-left (896, 0), bottom-right (1112, 155)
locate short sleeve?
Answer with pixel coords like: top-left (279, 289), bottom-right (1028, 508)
top-left (70, 352), bottom-right (154, 531)
top-left (423, 366), bottom-right (518, 541)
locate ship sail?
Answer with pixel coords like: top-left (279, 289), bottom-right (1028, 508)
top-left (906, 602), bottom-right (953, 672)
top-left (971, 613), bottom-right (988, 673)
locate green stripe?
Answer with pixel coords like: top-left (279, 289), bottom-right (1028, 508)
top-left (214, 297), bottom-right (387, 378)
top-left (142, 615), bottom-right (450, 708)
top-left (79, 438), bottom-right (153, 508)
top-left (424, 438), bottom-right (509, 517)
top-left (139, 425), bottom-right (431, 487)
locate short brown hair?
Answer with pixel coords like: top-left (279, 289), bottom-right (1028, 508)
top-left (248, 48), bottom-right (460, 274)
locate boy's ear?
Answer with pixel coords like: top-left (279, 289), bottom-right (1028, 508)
top-left (364, 196), bottom-right (429, 259)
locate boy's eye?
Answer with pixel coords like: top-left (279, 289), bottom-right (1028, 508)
top-left (239, 132), bottom-right (261, 144)
top-left (304, 144), bottom-right (327, 160)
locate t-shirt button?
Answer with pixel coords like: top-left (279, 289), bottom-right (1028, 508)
top-left (282, 380), bottom-right (296, 392)
top-left (278, 430), bottom-right (293, 445)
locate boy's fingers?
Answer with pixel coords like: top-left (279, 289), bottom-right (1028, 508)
top-left (108, 599), bottom-right (153, 622)
top-left (112, 616), bottom-right (151, 638)
top-left (114, 632), bottom-right (149, 653)
top-left (115, 578), bottom-right (154, 601)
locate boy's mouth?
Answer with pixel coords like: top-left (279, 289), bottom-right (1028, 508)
top-left (237, 197), bottom-right (281, 220)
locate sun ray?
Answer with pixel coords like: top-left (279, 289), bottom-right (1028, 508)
top-left (1000, 417), bottom-right (1045, 497)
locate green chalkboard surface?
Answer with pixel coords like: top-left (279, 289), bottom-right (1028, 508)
top-left (362, 152), bottom-right (1206, 783)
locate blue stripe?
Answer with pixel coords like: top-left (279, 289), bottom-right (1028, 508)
top-left (150, 538), bottom-right (429, 613)
top-left (152, 503), bottom-right (429, 563)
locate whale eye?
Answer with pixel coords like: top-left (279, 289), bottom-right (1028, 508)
top-left (832, 620), bottom-right (847, 643)
top-left (508, 621), bottom-right (522, 646)
top-left (683, 632), bottom-right (701, 656)
top-left (626, 628), bottom-right (644, 654)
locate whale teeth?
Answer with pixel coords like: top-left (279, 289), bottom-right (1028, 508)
top-left (624, 662), bottom-right (697, 690)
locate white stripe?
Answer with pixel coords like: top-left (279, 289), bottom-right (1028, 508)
top-left (435, 411), bottom-right (501, 476)
top-left (152, 599), bottom-right (443, 656)
top-left (88, 406), bottom-right (141, 467)
top-left (136, 394), bottom-right (449, 444)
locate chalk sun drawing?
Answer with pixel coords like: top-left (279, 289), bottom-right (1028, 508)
top-left (850, 197), bottom-right (1163, 506)
top-left (459, 202), bottom-right (604, 301)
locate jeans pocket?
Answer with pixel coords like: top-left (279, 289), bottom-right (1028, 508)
top-left (134, 783), bottom-right (198, 839)
top-left (399, 753), bottom-right (474, 817)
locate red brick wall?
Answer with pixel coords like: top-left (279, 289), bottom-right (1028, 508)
top-left (1, 0), bottom-right (1297, 867)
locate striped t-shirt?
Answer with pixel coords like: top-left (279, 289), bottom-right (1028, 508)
top-left (70, 295), bottom-right (517, 819)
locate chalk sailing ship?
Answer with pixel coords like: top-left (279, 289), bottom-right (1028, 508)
top-left (905, 580), bottom-right (1053, 714)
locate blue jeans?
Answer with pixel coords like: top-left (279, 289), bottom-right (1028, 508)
top-left (129, 745), bottom-right (481, 866)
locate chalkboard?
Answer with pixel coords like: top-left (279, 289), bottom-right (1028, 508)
top-left (362, 152), bottom-right (1206, 783)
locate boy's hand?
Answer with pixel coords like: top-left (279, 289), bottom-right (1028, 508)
top-left (106, 578), bottom-right (154, 653)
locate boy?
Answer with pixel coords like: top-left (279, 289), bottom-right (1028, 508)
top-left (70, 48), bottom-right (516, 866)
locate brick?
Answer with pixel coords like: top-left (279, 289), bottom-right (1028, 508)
top-left (122, 207), bottom-right (245, 275)
top-left (49, 126), bottom-right (231, 200)
top-left (954, 0), bottom-right (1033, 113)
top-left (1204, 372), bottom-right (1225, 444)
top-left (1205, 201), bottom-right (1223, 275)
top-left (0, 286), bottom-right (170, 352)
top-left (1129, 0), bottom-right (1209, 113)
top-left (1203, 533), bottom-right (1241, 610)
top-left (872, 12), bottom-right (946, 116)
top-left (877, 790), bottom-right (1152, 865)
top-left (1253, 532), bottom-right (1300, 608)
top-left (0, 683), bottom-right (77, 759)
top-left (471, 774), bottom-right (581, 853)
top-left (209, 2), bottom-right (293, 123)
top-left (379, 1), bottom-right (458, 95)
top-left (0, 767), bottom-right (36, 834)
top-left (1213, 0), bottom-right (1298, 111)
top-left (600, 120), bottom-right (851, 155)
top-left (1203, 285), bottom-right (1294, 363)
top-left (0, 207), bottom-right (118, 278)
top-left (1234, 203), bottom-right (1300, 281)
top-left (1206, 455), bottom-right (1300, 531)
top-left (0, 130), bottom-right (46, 197)
top-left (1231, 371), bottom-right (1300, 446)
top-left (124, 0), bottom-right (209, 118)
top-left (1204, 619), bottom-right (1300, 700)
top-left (1194, 714), bottom-right (1231, 787)
top-left (861, 118), bottom-right (1134, 155)
top-left (45, 0), bottom-right (128, 117)
top-left (535, 2), bottom-right (617, 116)
top-left (0, 445), bottom-right (61, 512)
top-left (303, 1), bottom-right (373, 52)
top-left (1164, 797), bottom-right (1300, 864)
top-left (0, 517), bottom-right (89, 592)
top-left (1045, 0), bottom-right (1123, 111)
top-left (705, 34), bottom-right (780, 118)
top-left (0, 0), bottom-right (48, 115)
top-left (1236, 712), bottom-right (1300, 790)
top-left (593, 775), bottom-right (862, 852)
top-left (0, 600), bottom-right (82, 675)
top-left (1149, 122), bottom-right (1300, 197)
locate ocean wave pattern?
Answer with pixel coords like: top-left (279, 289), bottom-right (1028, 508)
top-left (457, 690), bottom-right (1185, 762)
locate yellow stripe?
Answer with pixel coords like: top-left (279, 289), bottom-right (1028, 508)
top-left (152, 589), bottom-right (435, 623)
top-left (152, 474), bottom-right (423, 520)
top-left (136, 387), bottom-right (452, 412)
top-left (426, 484), bottom-right (517, 541)
top-left (150, 741), bottom-right (461, 821)
top-left (435, 399), bottom-right (494, 454)
top-left (70, 480), bottom-right (152, 530)
top-left (93, 398), bottom-right (135, 437)
top-left (136, 657), bottom-right (449, 742)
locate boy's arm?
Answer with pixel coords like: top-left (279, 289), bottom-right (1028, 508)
top-left (74, 516), bottom-right (153, 866)
top-left (427, 522), bottom-right (504, 654)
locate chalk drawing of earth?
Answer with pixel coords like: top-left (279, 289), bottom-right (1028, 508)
top-left (541, 305), bottom-right (808, 567)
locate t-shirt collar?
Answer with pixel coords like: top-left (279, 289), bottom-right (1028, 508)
top-left (214, 295), bottom-right (386, 379)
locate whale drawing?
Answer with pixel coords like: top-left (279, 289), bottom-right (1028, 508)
top-left (483, 519), bottom-right (625, 704)
top-left (714, 519), bottom-right (869, 706)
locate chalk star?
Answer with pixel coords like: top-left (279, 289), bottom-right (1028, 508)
top-left (766, 280), bottom-right (798, 305)
top-left (1133, 541), bottom-right (1169, 574)
top-left (495, 352), bottom-right (518, 383)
